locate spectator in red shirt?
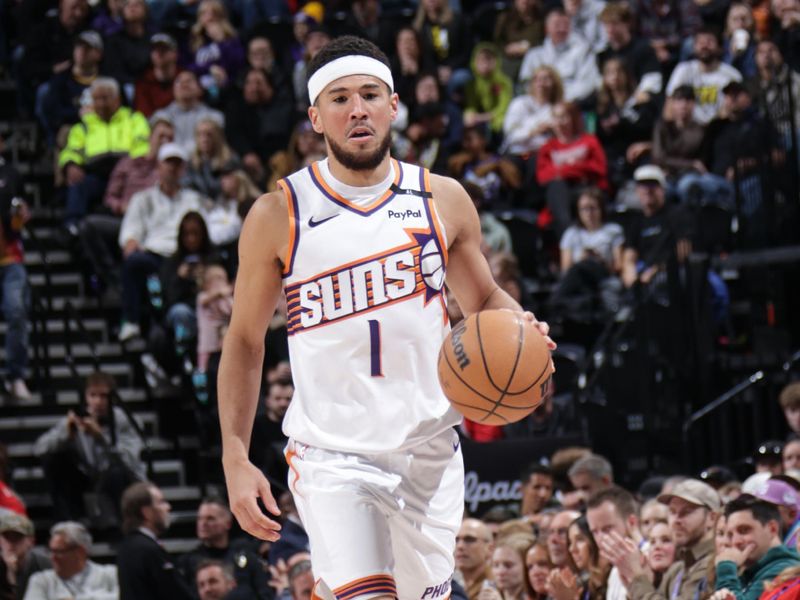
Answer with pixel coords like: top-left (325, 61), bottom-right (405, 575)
top-left (134, 34), bottom-right (181, 118)
top-left (537, 101), bottom-right (608, 237)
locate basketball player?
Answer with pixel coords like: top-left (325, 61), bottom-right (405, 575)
top-left (219, 36), bottom-right (555, 600)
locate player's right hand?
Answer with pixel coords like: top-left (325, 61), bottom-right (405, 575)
top-left (224, 457), bottom-right (282, 541)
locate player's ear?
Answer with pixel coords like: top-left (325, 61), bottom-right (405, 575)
top-left (308, 105), bottom-right (324, 134)
top-left (389, 92), bottom-right (399, 122)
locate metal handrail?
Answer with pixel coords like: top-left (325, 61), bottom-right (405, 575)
top-left (681, 349), bottom-right (800, 466)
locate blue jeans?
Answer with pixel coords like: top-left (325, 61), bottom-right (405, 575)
top-left (165, 302), bottom-right (197, 341)
top-left (1, 264), bottom-right (30, 380)
top-left (121, 251), bottom-right (163, 324)
top-left (677, 173), bottom-right (735, 211)
top-left (65, 173), bottom-right (108, 227)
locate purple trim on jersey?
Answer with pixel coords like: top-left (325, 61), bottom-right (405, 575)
top-left (419, 169), bottom-right (447, 304)
top-left (281, 176), bottom-right (301, 279)
top-left (306, 162), bottom-right (403, 216)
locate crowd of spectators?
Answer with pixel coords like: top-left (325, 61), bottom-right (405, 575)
top-left (0, 0), bottom-right (796, 403)
top-left (0, 0), bottom-right (798, 598)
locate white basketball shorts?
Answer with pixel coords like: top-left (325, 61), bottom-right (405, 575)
top-left (284, 427), bottom-right (464, 600)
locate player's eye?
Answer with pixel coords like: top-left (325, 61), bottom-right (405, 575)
top-left (364, 93), bottom-right (378, 100)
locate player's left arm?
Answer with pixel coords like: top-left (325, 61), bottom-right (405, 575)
top-left (430, 174), bottom-right (556, 349)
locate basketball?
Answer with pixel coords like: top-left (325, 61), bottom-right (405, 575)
top-left (437, 310), bottom-right (554, 425)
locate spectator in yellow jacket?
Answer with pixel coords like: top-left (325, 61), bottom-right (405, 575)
top-left (58, 77), bottom-right (150, 232)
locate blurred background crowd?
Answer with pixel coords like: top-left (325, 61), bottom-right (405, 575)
top-left (0, 0), bottom-right (798, 597)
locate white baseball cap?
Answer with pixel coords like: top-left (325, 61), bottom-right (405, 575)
top-left (634, 165), bottom-right (666, 187)
top-left (157, 142), bottom-right (187, 162)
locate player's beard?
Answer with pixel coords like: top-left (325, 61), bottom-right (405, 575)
top-left (326, 129), bottom-right (392, 172)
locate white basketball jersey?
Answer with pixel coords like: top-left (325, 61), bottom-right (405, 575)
top-left (277, 158), bottom-right (462, 453)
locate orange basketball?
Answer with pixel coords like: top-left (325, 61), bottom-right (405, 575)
top-left (437, 310), bottom-right (554, 426)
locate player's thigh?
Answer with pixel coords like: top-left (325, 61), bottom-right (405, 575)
top-left (288, 441), bottom-right (398, 598)
top-left (391, 429), bottom-right (464, 600)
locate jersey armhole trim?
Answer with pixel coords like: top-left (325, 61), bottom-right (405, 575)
top-left (277, 178), bottom-right (300, 278)
top-left (421, 168), bottom-right (449, 266)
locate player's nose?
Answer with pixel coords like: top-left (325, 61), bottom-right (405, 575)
top-left (349, 95), bottom-right (368, 118)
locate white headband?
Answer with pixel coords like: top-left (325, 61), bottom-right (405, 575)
top-left (307, 55), bottom-right (394, 105)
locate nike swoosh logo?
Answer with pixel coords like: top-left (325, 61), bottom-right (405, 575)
top-left (453, 440), bottom-right (460, 452)
top-left (308, 214), bottom-right (340, 228)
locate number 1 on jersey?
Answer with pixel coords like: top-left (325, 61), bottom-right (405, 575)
top-left (368, 319), bottom-right (383, 377)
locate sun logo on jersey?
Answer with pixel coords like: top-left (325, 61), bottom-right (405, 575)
top-left (285, 226), bottom-right (447, 336)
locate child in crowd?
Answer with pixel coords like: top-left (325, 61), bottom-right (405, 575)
top-left (193, 264), bottom-right (233, 402)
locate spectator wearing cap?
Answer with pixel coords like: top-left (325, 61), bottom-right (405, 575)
top-left (134, 34), bottom-right (182, 118)
top-left (702, 82), bottom-right (780, 231)
top-left (597, 2), bottom-right (664, 97)
top-left (0, 514), bottom-right (50, 600)
top-left (780, 383), bottom-right (800, 437)
top-left (743, 478), bottom-right (800, 549)
top-left (59, 77), bottom-right (151, 230)
top-left (621, 165), bottom-right (694, 289)
top-left (102, 0), bottom-right (151, 98)
top-left (755, 442), bottom-right (786, 475)
top-left (23, 521), bottom-right (117, 600)
top-left (37, 30), bottom-right (104, 145)
top-left (19, 0), bottom-right (90, 112)
top-left (185, 118), bottom-right (238, 199)
top-left (224, 67), bottom-right (294, 186)
top-left (665, 28), bottom-right (743, 124)
top-left (605, 479), bottom-right (720, 600)
top-left (651, 85), bottom-right (726, 206)
top-left (117, 142), bottom-right (202, 342)
top-left (712, 497), bottom-right (800, 600)
top-left (79, 117), bottom-right (175, 297)
top-left (152, 71), bottom-right (225, 153)
top-left (518, 8), bottom-right (601, 104)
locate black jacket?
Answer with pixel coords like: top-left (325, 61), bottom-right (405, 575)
top-left (117, 531), bottom-right (195, 600)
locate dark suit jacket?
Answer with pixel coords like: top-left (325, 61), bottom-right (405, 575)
top-left (117, 531), bottom-right (195, 600)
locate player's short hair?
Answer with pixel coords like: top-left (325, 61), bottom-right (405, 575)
top-left (724, 495), bottom-right (781, 526)
top-left (780, 382), bottom-right (800, 410)
top-left (586, 485), bottom-right (638, 519)
top-left (568, 454), bottom-right (613, 482)
top-left (306, 35), bottom-right (391, 93)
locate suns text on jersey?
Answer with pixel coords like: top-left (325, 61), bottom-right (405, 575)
top-left (285, 245), bottom-right (426, 335)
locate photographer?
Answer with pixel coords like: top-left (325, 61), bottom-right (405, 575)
top-left (33, 372), bottom-right (146, 525)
